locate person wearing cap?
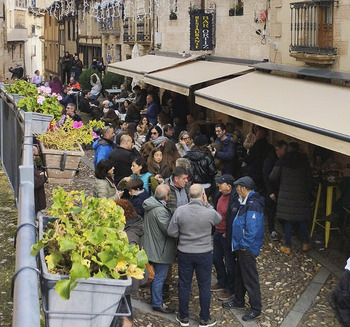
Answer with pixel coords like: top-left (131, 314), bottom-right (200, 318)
top-left (185, 134), bottom-right (216, 196)
top-left (222, 176), bottom-right (264, 322)
top-left (211, 174), bottom-right (239, 302)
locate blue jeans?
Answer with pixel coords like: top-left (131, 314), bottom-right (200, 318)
top-left (151, 262), bottom-right (169, 307)
top-left (90, 93), bottom-right (99, 100)
top-left (178, 251), bottom-right (212, 321)
top-left (284, 221), bottom-right (309, 247)
top-left (213, 231), bottom-right (235, 293)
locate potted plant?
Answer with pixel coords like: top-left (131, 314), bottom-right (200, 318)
top-left (5, 80), bottom-right (38, 97)
top-left (169, 10), bottom-right (177, 20)
top-left (37, 118), bottom-right (104, 184)
top-left (31, 187), bottom-right (147, 327)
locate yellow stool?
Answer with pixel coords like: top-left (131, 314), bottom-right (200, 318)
top-left (310, 183), bottom-right (340, 248)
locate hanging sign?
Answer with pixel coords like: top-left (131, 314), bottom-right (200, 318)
top-left (190, 11), bottom-right (213, 51)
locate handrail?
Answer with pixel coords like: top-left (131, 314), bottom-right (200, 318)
top-left (12, 112), bottom-right (40, 327)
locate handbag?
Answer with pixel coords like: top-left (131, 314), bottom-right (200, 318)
top-left (145, 262), bottom-right (155, 285)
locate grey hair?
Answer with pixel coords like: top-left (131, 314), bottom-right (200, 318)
top-left (101, 126), bottom-right (113, 136)
top-left (67, 103), bottom-right (76, 110)
top-left (189, 184), bottom-right (204, 200)
top-left (155, 184), bottom-right (170, 200)
top-left (175, 158), bottom-right (191, 172)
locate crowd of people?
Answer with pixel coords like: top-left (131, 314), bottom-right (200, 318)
top-left (82, 81), bottom-right (324, 327)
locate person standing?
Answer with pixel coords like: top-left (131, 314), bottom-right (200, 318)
top-left (167, 184), bottom-right (222, 327)
top-left (142, 184), bottom-right (176, 314)
top-left (211, 123), bottom-right (235, 175)
top-left (262, 140), bottom-right (288, 240)
top-left (61, 51), bottom-right (72, 84)
top-left (223, 176), bottom-right (264, 322)
top-left (145, 94), bottom-right (160, 126)
top-left (269, 142), bottom-right (313, 254)
top-left (9, 62), bottom-right (24, 80)
top-left (211, 174), bottom-right (239, 302)
top-left (93, 126), bottom-right (115, 167)
top-left (165, 167), bottom-right (189, 214)
top-left (109, 134), bottom-right (140, 184)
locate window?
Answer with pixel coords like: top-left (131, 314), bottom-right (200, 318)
top-left (67, 21), bottom-right (71, 41)
top-left (16, 0), bottom-right (27, 8)
top-left (290, 1), bottom-right (336, 55)
top-left (72, 19), bottom-right (75, 41)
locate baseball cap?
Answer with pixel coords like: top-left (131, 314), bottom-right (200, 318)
top-left (233, 176), bottom-right (255, 190)
top-left (215, 174), bottom-right (235, 186)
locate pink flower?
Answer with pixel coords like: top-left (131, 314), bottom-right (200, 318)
top-left (37, 86), bottom-right (44, 94)
top-left (72, 121), bottom-right (83, 129)
top-left (45, 87), bottom-right (51, 94)
top-left (52, 92), bottom-right (57, 97)
top-left (37, 95), bottom-right (45, 105)
top-left (57, 95), bottom-right (62, 101)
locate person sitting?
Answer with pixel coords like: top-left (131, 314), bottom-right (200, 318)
top-left (31, 70), bottom-right (43, 86)
top-left (93, 159), bottom-right (120, 201)
top-left (101, 109), bottom-right (120, 129)
top-left (93, 126), bottom-right (115, 168)
top-left (9, 62), bottom-right (24, 79)
top-left (59, 85), bottom-right (74, 108)
top-left (133, 85), bottom-right (147, 111)
top-left (126, 178), bottom-right (149, 217)
top-left (144, 93), bottom-right (160, 126)
top-left (49, 76), bottom-right (63, 95)
top-left (117, 84), bottom-right (130, 99)
top-left (58, 103), bottom-right (82, 126)
top-left (90, 73), bottom-right (102, 100)
top-left (68, 76), bottom-right (81, 91)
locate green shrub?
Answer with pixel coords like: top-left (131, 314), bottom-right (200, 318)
top-left (78, 68), bottom-right (101, 91)
top-left (102, 72), bottom-right (124, 90)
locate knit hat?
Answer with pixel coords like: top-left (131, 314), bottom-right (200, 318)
top-left (215, 174), bottom-right (235, 186)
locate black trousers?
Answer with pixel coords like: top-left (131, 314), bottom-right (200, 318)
top-left (235, 249), bottom-right (262, 313)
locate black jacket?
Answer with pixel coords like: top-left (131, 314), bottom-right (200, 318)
top-left (270, 151), bottom-right (313, 222)
top-left (185, 150), bottom-right (216, 184)
top-left (109, 146), bottom-right (140, 184)
top-left (263, 150), bottom-right (278, 196)
top-left (244, 137), bottom-right (274, 191)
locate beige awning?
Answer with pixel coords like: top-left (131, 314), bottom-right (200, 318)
top-left (195, 71), bottom-right (350, 156)
top-left (107, 55), bottom-right (199, 80)
top-left (144, 61), bottom-right (253, 96)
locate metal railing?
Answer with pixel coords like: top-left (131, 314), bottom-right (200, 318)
top-left (290, 0), bottom-right (336, 55)
top-left (0, 90), bottom-right (40, 327)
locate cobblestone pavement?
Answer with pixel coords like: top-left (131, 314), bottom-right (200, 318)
top-left (41, 151), bottom-right (346, 327)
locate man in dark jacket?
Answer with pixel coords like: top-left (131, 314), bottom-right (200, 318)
top-left (243, 127), bottom-right (274, 192)
top-left (133, 85), bottom-right (147, 110)
top-left (223, 176), bottom-right (264, 322)
top-left (262, 140), bottom-right (288, 240)
top-left (145, 94), bottom-right (160, 126)
top-left (108, 135), bottom-right (140, 184)
top-left (211, 174), bottom-right (239, 302)
top-left (212, 123), bottom-right (235, 175)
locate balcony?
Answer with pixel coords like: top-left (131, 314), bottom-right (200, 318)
top-left (289, 1), bottom-right (337, 66)
top-left (123, 16), bottom-right (151, 46)
top-left (98, 19), bottom-right (121, 36)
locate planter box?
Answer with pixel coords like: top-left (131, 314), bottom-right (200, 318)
top-left (39, 215), bottom-right (131, 327)
top-left (20, 111), bottom-right (53, 134)
top-left (39, 142), bottom-right (85, 184)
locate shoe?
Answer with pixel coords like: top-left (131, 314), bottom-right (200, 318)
top-left (199, 317), bottom-right (217, 327)
top-left (280, 245), bottom-right (291, 254)
top-left (222, 298), bottom-right (245, 309)
top-left (270, 231), bottom-right (279, 241)
top-left (152, 305), bottom-right (175, 314)
top-left (217, 290), bottom-right (234, 301)
top-left (176, 314), bottom-right (189, 327)
top-left (242, 310), bottom-right (261, 321)
top-left (302, 243), bottom-right (311, 252)
top-left (210, 284), bottom-right (224, 292)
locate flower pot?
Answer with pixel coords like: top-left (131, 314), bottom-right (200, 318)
top-left (20, 111), bottom-right (53, 134)
top-left (39, 142), bottom-right (85, 184)
top-left (38, 216), bottom-right (131, 327)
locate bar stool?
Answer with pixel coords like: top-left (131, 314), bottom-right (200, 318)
top-left (310, 182), bottom-right (340, 248)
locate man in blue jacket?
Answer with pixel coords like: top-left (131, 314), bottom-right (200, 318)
top-left (93, 126), bottom-right (115, 167)
top-left (211, 123), bottom-right (235, 175)
top-left (222, 176), bottom-right (264, 322)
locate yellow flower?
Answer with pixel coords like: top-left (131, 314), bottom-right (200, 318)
top-left (115, 260), bottom-right (127, 272)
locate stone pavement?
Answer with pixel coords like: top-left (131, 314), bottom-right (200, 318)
top-left (42, 151), bottom-right (348, 327)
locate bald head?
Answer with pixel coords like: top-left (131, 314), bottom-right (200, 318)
top-left (120, 135), bottom-right (133, 149)
top-left (189, 184), bottom-right (204, 200)
top-left (155, 184), bottom-right (170, 201)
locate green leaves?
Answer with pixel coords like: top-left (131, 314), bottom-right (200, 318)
top-left (33, 188), bottom-right (148, 300)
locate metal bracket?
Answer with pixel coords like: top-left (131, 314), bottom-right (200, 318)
top-left (14, 222), bottom-right (37, 247)
top-left (11, 266), bottom-right (41, 298)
